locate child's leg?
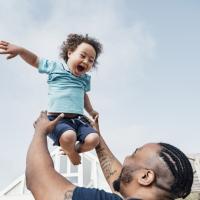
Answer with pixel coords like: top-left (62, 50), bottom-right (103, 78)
top-left (59, 130), bottom-right (81, 165)
top-left (76, 133), bottom-right (99, 153)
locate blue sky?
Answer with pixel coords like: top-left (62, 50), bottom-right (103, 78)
top-left (0, 0), bottom-right (199, 190)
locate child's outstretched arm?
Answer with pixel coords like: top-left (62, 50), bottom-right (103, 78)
top-left (84, 93), bottom-right (99, 119)
top-left (0, 40), bottom-right (38, 67)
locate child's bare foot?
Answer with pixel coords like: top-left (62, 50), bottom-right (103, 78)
top-left (66, 151), bottom-right (81, 165)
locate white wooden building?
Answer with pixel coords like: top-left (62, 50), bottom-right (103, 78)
top-left (0, 148), bottom-right (110, 200)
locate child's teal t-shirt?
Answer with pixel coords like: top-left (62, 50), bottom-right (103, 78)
top-left (38, 58), bottom-right (91, 115)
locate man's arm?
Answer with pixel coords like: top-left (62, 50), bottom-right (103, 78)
top-left (0, 40), bottom-right (38, 67)
top-left (26, 111), bottom-right (76, 200)
top-left (94, 118), bottom-right (122, 193)
top-left (84, 93), bottom-right (99, 119)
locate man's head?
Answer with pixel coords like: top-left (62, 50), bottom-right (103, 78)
top-left (60, 33), bottom-right (102, 76)
top-left (113, 143), bottom-right (193, 200)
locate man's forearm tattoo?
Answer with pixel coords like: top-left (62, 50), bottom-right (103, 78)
top-left (64, 190), bottom-right (73, 200)
top-left (96, 147), bottom-right (117, 180)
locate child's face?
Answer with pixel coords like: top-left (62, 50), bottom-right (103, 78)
top-left (67, 42), bottom-right (96, 76)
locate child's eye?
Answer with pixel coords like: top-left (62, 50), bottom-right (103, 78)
top-left (89, 59), bottom-right (94, 63)
top-left (80, 54), bottom-right (85, 58)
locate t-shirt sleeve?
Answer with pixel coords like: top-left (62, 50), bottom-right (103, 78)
top-left (72, 187), bottom-right (122, 200)
top-left (37, 58), bottom-right (58, 74)
top-left (84, 74), bottom-right (91, 92)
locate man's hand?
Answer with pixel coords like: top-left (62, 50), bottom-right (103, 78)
top-left (34, 111), bottom-right (64, 135)
top-left (0, 40), bottom-right (22, 59)
top-left (91, 115), bottom-right (100, 133)
top-left (89, 109), bottom-right (99, 120)
top-left (26, 111), bottom-right (75, 200)
top-left (84, 114), bottom-right (100, 133)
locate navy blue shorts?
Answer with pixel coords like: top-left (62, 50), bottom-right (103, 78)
top-left (48, 115), bottom-right (97, 146)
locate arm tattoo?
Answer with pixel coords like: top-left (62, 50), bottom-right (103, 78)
top-left (64, 190), bottom-right (73, 200)
top-left (96, 147), bottom-right (117, 180)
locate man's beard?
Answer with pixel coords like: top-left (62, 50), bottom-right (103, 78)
top-left (113, 166), bottom-right (134, 192)
top-left (113, 178), bottom-right (121, 192)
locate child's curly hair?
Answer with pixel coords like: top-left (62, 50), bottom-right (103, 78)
top-left (60, 33), bottom-right (103, 68)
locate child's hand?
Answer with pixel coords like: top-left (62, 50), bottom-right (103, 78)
top-left (0, 40), bottom-right (22, 59)
top-left (89, 110), bottom-right (99, 119)
top-left (34, 111), bottom-right (64, 135)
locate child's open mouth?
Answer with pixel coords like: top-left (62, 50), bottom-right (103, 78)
top-left (77, 65), bottom-right (85, 72)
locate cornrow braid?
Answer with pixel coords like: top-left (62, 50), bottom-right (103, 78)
top-left (159, 143), bottom-right (193, 199)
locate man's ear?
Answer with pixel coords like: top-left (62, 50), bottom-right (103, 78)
top-left (138, 169), bottom-right (155, 186)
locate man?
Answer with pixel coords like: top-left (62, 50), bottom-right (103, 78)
top-left (26, 111), bottom-right (193, 200)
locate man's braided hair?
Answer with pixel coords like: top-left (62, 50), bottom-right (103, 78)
top-left (159, 143), bottom-right (193, 199)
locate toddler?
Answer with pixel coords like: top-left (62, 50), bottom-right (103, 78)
top-left (0, 34), bottom-right (102, 165)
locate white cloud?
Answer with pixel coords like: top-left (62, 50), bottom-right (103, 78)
top-left (0, 0), bottom-right (155, 190)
